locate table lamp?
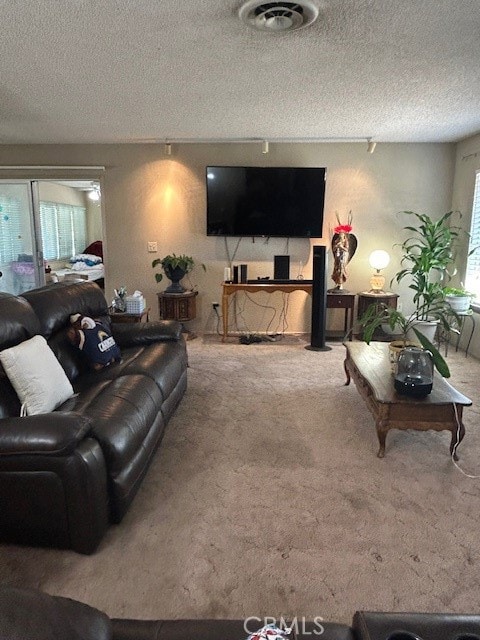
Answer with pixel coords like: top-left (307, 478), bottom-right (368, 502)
top-left (369, 250), bottom-right (390, 293)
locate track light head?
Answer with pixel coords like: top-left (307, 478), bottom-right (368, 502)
top-left (262, 140), bottom-right (269, 154)
top-left (367, 138), bottom-right (377, 154)
top-left (165, 142), bottom-right (172, 156)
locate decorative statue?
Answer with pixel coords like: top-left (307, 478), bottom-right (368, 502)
top-left (329, 212), bottom-right (357, 292)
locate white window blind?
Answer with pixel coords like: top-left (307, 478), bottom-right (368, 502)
top-left (465, 171), bottom-right (480, 298)
top-left (0, 196), bottom-right (23, 264)
top-left (40, 201), bottom-right (87, 260)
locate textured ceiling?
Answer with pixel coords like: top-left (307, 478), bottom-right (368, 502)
top-left (1, 0), bottom-right (479, 144)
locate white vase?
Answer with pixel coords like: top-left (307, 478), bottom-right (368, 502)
top-left (406, 319), bottom-right (439, 343)
top-left (445, 294), bottom-right (471, 313)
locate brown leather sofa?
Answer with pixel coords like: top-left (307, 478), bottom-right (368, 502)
top-left (0, 281), bottom-right (188, 554)
top-left (2, 586), bottom-right (480, 640)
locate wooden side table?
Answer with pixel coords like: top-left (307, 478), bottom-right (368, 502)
top-left (357, 292), bottom-right (399, 340)
top-left (157, 290), bottom-right (198, 338)
top-left (109, 308), bottom-right (150, 323)
top-left (326, 292), bottom-right (355, 341)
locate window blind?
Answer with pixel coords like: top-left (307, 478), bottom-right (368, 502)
top-left (465, 171), bottom-right (480, 298)
top-left (40, 201), bottom-right (87, 260)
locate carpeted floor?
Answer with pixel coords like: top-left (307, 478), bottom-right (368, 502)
top-left (1, 335), bottom-right (480, 624)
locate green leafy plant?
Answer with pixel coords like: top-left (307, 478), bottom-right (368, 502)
top-left (443, 286), bottom-right (475, 298)
top-left (152, 254), bottom-right (203, 284)
top-left (393, 210), bottom-right (462, 321)
top-left (359, 303), bottom-right (455, 378)
top-left (359, 210), bottom-right (471, 378)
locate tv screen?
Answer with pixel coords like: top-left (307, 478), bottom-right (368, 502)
top-left (206, 166), bottom-right (326, 238)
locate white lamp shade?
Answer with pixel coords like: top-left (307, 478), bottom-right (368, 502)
top-left (369, 250), bottom-right (390, 271)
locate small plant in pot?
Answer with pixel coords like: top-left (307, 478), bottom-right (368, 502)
top-left (443, 286), bottom-right (475, 313)
top-left (152, 254), bottom-right (201, 293)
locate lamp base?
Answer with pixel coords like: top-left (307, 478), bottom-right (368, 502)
top-left (369, 272), bottom-right (386, 292)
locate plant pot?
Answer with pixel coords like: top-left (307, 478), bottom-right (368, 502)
top-left (445, 294), bottom-right (471, 313)
top-left (164, 266), bottom-right (187, 293)
top-left (388, 339), bottom-right (419, 373)
top-left (406, 318), bottom-right (439, 344)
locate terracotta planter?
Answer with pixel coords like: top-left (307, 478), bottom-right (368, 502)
top-left (388, 339), bottom-right (419, 373)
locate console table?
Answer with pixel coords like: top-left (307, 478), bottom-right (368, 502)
top-left (221, 282), bottom-right (354, 341)
top-left (344, 341), bottom-right (472, 458)
top-left (357, 291), bottom-right (399, 340)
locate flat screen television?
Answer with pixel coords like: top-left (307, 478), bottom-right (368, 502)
top-left (206, 166), bottom-right (326, 237)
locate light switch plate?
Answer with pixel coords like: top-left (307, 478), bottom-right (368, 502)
top-left (148, 241), bottom-right (158, 252)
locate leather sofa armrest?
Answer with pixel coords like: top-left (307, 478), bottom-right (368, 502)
top-left (0, 413), bottom-right (91, 456)
top-left (0, 587), bottom-right (112, 640)
top-left (112, 619), bottom-right (163, 640)
top-left (112, 320), bottom-right (183, 347)
top-left (353, 611), bottom-right (480, 640)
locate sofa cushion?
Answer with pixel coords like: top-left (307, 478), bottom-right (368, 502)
top-left (0, 586), bottom-right (111, 640)
top-left (71, 341), bottom-right (187, 403)
top-left (0, 335), bottom-right (74, 415)
top-left (121, 341), bottom-right (188, 400)
top-left (22, 281), bottom-right (109, 340)
top-left (61, 374), bottom-right (163, 474)
top-left (0, 292), bottom-right (40, 351)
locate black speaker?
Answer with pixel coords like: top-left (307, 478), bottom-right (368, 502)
top-left (274, 255), bottom-right (290, 280)
top-left (240, 264), bottom-right (248, 283)
top-left (306, 246), bottom-right (331, 352)
top-left (233, 266), bottom-right (239, 283)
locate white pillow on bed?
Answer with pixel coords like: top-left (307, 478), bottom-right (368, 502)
top-left (0, 335), bottom-right (74, 415)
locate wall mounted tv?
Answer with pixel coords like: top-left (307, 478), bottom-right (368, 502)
top-left (206, 166), bottom-right (326, 238)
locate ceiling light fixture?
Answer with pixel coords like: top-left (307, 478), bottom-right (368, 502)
top-left (88, 183), bottom-right (101, 202)
top-left (165, 142), bottom-right (172, 156)
top-left (262, 140), bottom-right (269, 154)
top-left (367, 138), bottom-right (377, 154)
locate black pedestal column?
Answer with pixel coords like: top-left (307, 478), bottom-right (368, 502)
top-left (306, 245), bottom-right (331, 352)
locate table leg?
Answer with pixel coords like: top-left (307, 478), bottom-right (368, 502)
top-left (222, 292), bottom-right (229, 342)
top-left (343, 358), bottom-right (351, 385)
top-left (450, 405), bottom-right (466, 461)
top-left (376, 420), bottom-right (389, 458)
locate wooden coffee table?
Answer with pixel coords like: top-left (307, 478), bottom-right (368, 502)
top-left (343, 342), bottom-right (472, 458)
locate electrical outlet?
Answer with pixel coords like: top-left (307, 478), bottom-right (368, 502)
top-left (397, 301), bottom-right (403, 312)
top-left (212, 302), bottom-right (219, 310)
top-left (147, 241), bottom-right (157, 253)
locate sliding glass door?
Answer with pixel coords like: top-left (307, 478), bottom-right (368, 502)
top-left (0, 181), bottom-right (44, 295)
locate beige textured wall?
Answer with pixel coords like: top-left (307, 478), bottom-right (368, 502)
top-left (0, 142), bottom-right (455, 334)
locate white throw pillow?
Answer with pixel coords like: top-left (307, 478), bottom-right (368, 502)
top-left (0, 335), bottom-right (74, 415)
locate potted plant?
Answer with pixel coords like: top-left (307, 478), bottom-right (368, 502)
top-left (359, 210), bottom-right (467, 378)
top-left (359, 303), bottom-right (453, 377)
top-left (152, 254), bottom-right (204, 293)
top-left (391, 210), bottom-right (462, 342)
top-left (443, 286), bottom-right (475, 313)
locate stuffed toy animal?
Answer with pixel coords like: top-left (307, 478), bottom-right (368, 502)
top-left (67, 313), bottom-right (121, 371)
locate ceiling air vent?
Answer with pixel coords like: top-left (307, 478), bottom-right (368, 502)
top-left (239, 0), bottom-right (319, 32)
